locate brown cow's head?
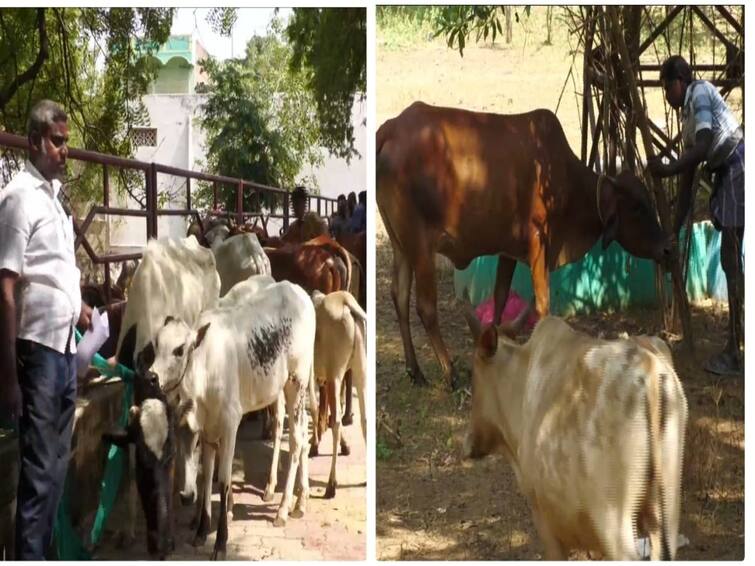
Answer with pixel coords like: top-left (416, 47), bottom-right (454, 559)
top-left (599, 171), bottom-right (672, 265)
top-left (460, 302), bottom-right (530, 461)
top-left (105, 324), bottom-right (191, 559)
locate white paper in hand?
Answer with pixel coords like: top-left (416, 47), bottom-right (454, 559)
top-left (76, 308), bottom-right (110, 376)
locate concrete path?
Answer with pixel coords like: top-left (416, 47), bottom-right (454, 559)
top-left (95, 403), bottom-right (366, 560)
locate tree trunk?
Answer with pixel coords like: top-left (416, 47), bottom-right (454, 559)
top-left (505, 7), bottom-right (513, 44)
top-left (546, 7), bottom-right (553, 45)
top-left (606, 6), bottom-right (695, 352)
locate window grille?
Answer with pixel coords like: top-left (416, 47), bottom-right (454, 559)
top-left (131, 127), bottom-right (157, 147)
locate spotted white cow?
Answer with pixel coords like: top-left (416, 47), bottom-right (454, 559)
top-left (462, 309), bottom-right (688, 560)
top-left (145, 281), bottom-right (316, 560)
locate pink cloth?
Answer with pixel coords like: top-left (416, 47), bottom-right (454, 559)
top-left (474, 291), bottom-right (538, 331)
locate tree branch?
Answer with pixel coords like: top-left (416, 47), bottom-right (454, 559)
top-left (0, 8), bottom-right (49, 111)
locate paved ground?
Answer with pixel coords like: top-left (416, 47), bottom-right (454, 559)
top-left (95, 401), bottom-right (366, 560)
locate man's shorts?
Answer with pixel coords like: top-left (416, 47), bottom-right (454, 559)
top-left (710, 141), bottom-right (744, 230)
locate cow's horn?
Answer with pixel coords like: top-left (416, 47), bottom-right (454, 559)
top-left (499, 301), bottom-right (532, 338)
top-left (460, 293), bottom-right (482, 341)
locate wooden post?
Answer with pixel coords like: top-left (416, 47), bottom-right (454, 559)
top-left (580, 7), bottom-right (594, 164)
top-left (236, 180), bottom-right (243, 226)
top-left (606, 6), bottom-right (694, 351)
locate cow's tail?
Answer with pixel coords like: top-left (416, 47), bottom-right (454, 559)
top-left (308, 356), bottom-right (319, 447)
top-left (331, 242), bottom-right (352, 292)
top-left (646, 364), bottom-right (684, 561)
top-left (341, 290), bottom-right (367, 348)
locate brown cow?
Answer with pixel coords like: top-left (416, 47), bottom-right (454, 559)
top-left (267, 235), bottom-right (357, 440)
top-left (336, 231), bottom-right (367, 308)
top-left (377, 101), bottom-right (671, 389)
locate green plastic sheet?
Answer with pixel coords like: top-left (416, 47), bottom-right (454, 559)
top-left (53, 330), bottom-right (134, 560)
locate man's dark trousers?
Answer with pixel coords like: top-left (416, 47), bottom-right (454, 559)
top-left (14, 339), bottom-right (76, 559)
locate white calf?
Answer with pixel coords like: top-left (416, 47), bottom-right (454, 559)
top-left (462, 310), bottom-right (688, 560)
top-left (147, 281), bottom-right (315, 559)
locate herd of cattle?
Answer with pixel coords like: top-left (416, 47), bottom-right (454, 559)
top-left (83, 212), bottom-right (366, 560)
top-left (377, 102), bottom-right (690, 559)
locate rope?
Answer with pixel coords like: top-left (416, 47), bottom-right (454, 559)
top-left (53, 330), bottom-right (134, 559)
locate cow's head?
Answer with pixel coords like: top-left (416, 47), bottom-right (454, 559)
top-left (102, 352), bottom-right (187, 558)
top-left (460, 301), bottom-right (530, 461)
top-left (108, 324), bottom-right (199, 558)
top-left (140, 317), bottom-right (210, 506)
top-left (145, 317), bottom-right (211, 396)
top-left (599, 171), bottom-right (672, 265)
top-left (176, 403), bottom-right (201, 506)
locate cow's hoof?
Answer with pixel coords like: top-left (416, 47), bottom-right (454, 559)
top-left (408, 368), bottom-right (430, 387)
top-left (262, 487), bottom-right (275, 502)
top-left (273, 515), bottom-right (287, 527)
top-left (115, 531), bottom-right (135, 549)
top-left (341, 412), bottom-right (354, 426)
top-left (340, 442), bottom-right (351, 457)
top-left (192, 533), bottom-right (207, 547)
top-left (290, 508), bottom-right (305, 519)
top-left (324, 482), bottom-right (336, 499)
top-left (308, 443), bottom-right (319, 457)
top-left (210, 546), bottom-right (226, 561)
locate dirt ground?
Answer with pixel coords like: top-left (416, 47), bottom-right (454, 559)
top-left (376, 16), bottom-right (743, 559)
top-left (375, 217), bottom-right (743, 560)
top-left (94, 408), bottom-right (366, 560)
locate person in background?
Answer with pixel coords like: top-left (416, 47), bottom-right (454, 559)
top-left (348, 190), bottom-right (366, 234)
top-left (281, 185), bottom-right (309, 243)
top-left (648, 55), bottom-right (744, 376)
top-left (330, 194), bottom-right (350, 239)
top-left (347, 191), bottom-right (357, 218)
top-left (0, 99), bottom-right (93, 559)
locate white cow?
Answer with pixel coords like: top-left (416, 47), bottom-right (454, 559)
top-left (218, 273), bottom-right (276, 308)
top-left (148, 281), bottom-right (316, 559)
top-left (212, 232), bottom-right (271, 296)
top-left (462, 309), bottom-right (688, 560)
top-left (309, 290), bottom-right (367, 498)
top-left (113, 235), bottom-right (220, 550)
top-left (116, 235), bottom-right (220, 363)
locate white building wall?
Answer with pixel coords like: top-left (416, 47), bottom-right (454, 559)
top-left (301, 97), bottom-right (366, 201)
top-left (110, 94), bottom-right (207, 248)
top-left (111, 91), bottom-right (365, 249)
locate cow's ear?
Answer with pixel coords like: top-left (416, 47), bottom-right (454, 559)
top-left (479, 325), bottom-right (498, 358)
top-left (117, 324), bottom-right (138, 370)
top-left (137, 342), bottom-right (156, 373)
top-left (164, 316), bottom-right (175, 326)
top-left (194, 323), bottom-right (211, 349)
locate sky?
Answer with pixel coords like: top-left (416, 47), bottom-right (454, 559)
top-left (170, 8), bottom-right (292, 60)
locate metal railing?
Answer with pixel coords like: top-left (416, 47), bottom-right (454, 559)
top-left (0, 130), bottom-right (337, 302)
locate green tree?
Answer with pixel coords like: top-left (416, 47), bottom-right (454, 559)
top-left (0, 7), bottom-right (174, 203)
top-left (433, 6), bottom-right (530, 56)
top-left (196, 17), bottom-right (324, 212)
top-left (286, 8), bottom-right (366, 161)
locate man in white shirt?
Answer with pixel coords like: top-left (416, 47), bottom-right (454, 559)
top-left (0, 100), bottom-right (93, 559)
